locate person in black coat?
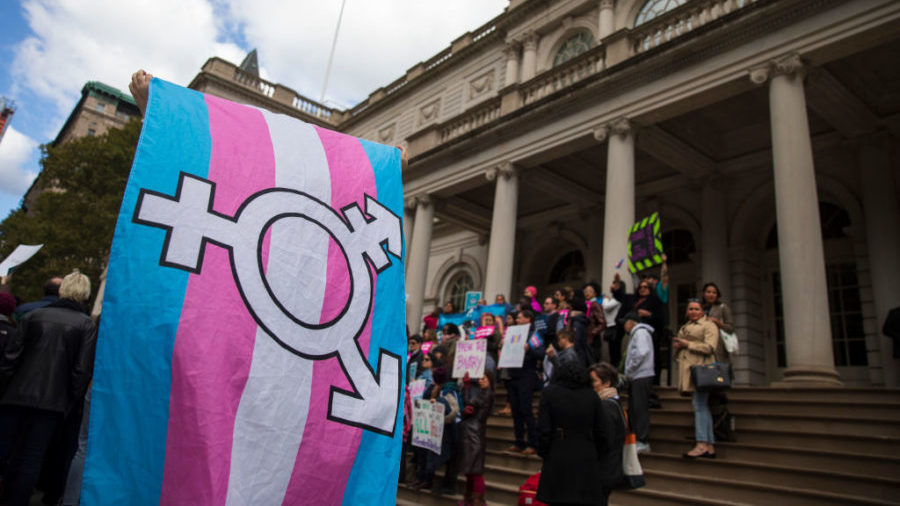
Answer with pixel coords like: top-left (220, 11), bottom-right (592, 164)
top-left (536, 359), bottom-right (624, 505)
top-left (0, 293), bottom-right (19, 368)
top-left (0, 270), bottom-right (96, 506)
top-left (505, 309), bottom-right (545, 455)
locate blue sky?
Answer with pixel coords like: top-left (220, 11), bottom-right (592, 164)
top-left (0, 0), bottom-right (507, 221)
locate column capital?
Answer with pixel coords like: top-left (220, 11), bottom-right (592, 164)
top-left (412, 194), bottom-right (433, 208)
top-left (599, 0), bottom-right (615, 9)
top-left (503, 39), bottom-right (521, 59)
top-left (593, 117), bottom-right (632, 142)
top-left (749, 52), bottom-right (806, 85)
top-left (485, 162), bottom-right (518, 182)
top-left (522, 30), bottom-right (539, 51)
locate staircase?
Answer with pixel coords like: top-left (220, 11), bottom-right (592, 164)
top-left (397, 385), bottom-right (900, 505)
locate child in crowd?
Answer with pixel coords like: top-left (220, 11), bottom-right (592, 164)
top-left (458, 372), bottom-right (495, 506)
top-left (411, 366), bottom-right (460, 492)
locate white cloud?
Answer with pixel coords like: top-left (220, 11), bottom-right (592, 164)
top-left (0, 126), bottom-right (39, 198)
top-left (11, 0), bottom-right (247, 115)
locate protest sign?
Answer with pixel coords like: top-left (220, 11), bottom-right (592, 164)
top-left (453, 339), bottom-right (487, 378)
top-left (473, 325), bottom-right (495, 340)
top-left (499, 324), bottom-right (530, 368)
top-left (408, 379), bottom-right (427, 400)
top-left (0, 244), bottom-right (43, 276)
top-left (627, 212), bottom-right (664, 273)
top-left (464, 291), bottom-right (482, 312)
top-left (412, 399), bottom-right (444, 453)
top-left (83, 79), bottom-right (405, 506)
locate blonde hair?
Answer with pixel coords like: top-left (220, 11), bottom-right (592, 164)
top-left (59, 269), bottom-right (91, 303)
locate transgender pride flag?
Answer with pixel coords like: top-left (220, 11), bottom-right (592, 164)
top-left (82, 79), bottom-right (405, 505)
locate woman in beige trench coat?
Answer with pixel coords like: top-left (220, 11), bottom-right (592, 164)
top-left (673, 299), bottom-right (719, 458)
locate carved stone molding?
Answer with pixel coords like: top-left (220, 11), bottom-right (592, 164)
top-left (599, 0), bottom-right (615, 9)
top-left (377, 122), bottom-right (395, 143)
top-left (522, 30), bottom-right (539, 51)
top-left (413, 194), bottom-right (432, 208)
top-left (469, 70), bottom-right (495, 100)
top-left (404, 197), bottom-right (417, 211)
top-left (593, 117), bottom-right (632, 142)
top-left (485, 162), bottom-right (518, 182)
top-left (503, 40), bottom-right (521, 60)
top-left (418, 98), bottom-right (441, 126)
top-left (749, 52), bottom-right (805, 85)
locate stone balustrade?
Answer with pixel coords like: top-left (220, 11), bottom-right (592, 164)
top-left (521, 45), bottom-right (606, 106)
top-left (631, 0), bottom-right (758, 54)
top-left (440, 97), bottom-right (502, 143)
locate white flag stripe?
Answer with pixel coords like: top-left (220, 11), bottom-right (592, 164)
top-left (225, 114), bottom-right (331, 505)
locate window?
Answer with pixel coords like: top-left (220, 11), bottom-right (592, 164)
top-left (635, 0), bottom-right (687, 26)
top-left (553, 31), bottom-right (595, 67)
top-left (548, 250), bottom-right (585, 284)
top-left (446, 273), bottom-right (474, 314)
top-left (96, 103), bottom-right (106, 112)
top-left (770, 264), bottom-right (866, 368)
top-left (767, 202), bottom-right (850, 249)
top-left (87, 128), bottom-right (96, 136)
top-left (661, 229), bottom-right (695, 264)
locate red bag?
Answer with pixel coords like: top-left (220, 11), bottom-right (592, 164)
top-left (518, 472), bottom-right (548, 506)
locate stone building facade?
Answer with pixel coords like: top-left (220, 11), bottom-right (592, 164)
top-left (188, 0), bottom-right (900, 388)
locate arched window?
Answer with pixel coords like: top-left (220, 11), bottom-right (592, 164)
top-left (661, 229), bottom-right (696, 264)
top-left (445, 272), bottom-right (474, 313)
top-left (553, 31), bottom-right (595, 67)
top-left (548, 250), bottom-right (585, 284)
top-left (635, 0), bottom-right (687, 26)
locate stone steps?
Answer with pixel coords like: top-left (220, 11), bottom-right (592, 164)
top-left (400, 385), bottom-right (900, 505)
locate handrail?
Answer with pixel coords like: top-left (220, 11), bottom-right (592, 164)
top-left (631, 0), bottom-right (758, 54)
top-left (521, 44), bottom-right (606, 106)
top-left (439, 97), bottom-right (502, 143)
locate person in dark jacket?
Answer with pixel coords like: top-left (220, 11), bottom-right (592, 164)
top-left (505, 309), bottom-right (545, 455)
top-left (0, 270), bottom-right (96, 506)
top-left (0, 293), bottom-right (19, 363)
top-left (536, 359), bottom-right (624, 505)
top-left (458, 371), bottom-right (494, 506)
top-left (12, 277), bottom-right (62, 322)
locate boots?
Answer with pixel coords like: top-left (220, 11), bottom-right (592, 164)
top-left (471, 492), bottom-right (485, 506)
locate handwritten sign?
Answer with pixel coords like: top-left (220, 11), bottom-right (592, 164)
top-left (499, 324), bottom-right (530, 368)
top-left (453, 339), bottom-right (487, 378)
top-left (408, 379), bottom-right (427, 400)
top-left (412, 399), bottom-right (444, 453)
top-left (627, 212), bottom-right (663, 273)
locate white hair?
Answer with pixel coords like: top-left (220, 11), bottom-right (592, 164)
top-left (59, 269), bottom-right (91, 303)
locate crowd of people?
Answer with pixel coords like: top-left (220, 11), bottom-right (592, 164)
top-left (402, 258), bottom-right (738, 505)
top-left (0, 271), bottom-right (97, 506)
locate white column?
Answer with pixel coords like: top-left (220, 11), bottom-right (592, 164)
top-left (754, 53), bottom-right (841, 386)
top-left (520, 31), bottom-right (538, 82)
top-left (403, 200), bottom-right (415, 276)
top-left (859, 133), bottom-right (900, 386)
top-left (595, 118), bottom-right (635, 292)
top-left (701, 179), bottom-right (731, 298)
top-left (405, 195), bottom-right (434, 334)
top-left (503, 40), bottom-right (521, 87)
top-left (483, 163), bottom-right (519, 302)
top-left (598, 0), bottom-right (615, 39)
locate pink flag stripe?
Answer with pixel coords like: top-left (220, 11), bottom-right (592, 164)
top-left (224, 112), bottom-right (331, 505)
top-left (282, 127), bottom-right (377, 505)
top-left (160, 97), bottom-right (275, 505)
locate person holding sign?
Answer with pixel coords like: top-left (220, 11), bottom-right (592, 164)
top-left (504, 309), bottom-right (545, 456)
top-left (458, 372), bottom-right (494, 506)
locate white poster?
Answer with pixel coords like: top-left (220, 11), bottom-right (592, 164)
top-left (0, 244), bottom-right (43, 276)
top-left (408, 379), bottom-right (427, 400)
top-left (498, 324), bottom-right (530, 369)
top-left (452, 339), bottom-right (487, 378)
top-left (411, 399), bottom-right (444, 453)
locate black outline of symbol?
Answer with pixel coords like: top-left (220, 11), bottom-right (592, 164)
top-left (132, 172), bottom-right (404, 437)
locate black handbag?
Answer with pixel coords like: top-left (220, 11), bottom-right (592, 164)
top-left (690, 362), bottom-right (732, 391)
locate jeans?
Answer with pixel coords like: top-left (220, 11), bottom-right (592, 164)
top-left (62, 388), bottom-right (92, 505)
top-left (692, 390), bottom-right (715, 443)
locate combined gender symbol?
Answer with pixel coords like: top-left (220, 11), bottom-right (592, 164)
top-left (133, 172), bottom-right (403, 435)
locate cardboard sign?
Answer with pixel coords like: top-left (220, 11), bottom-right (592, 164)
top-left (412, 399), bottom-right (444, 453)
top-left (627, 212), bottom-right (664, 273)
top-left (408, 379), bottom-right (427, 400)
top-left (464, 291), bottom-right (482, 312)
top-left (498, 324), bottom-right (530, 368)
top-left (453, 339), bottom-right (487, 378)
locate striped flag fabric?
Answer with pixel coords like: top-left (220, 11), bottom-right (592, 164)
top-left (82, 79), bottom-right (405, 505)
